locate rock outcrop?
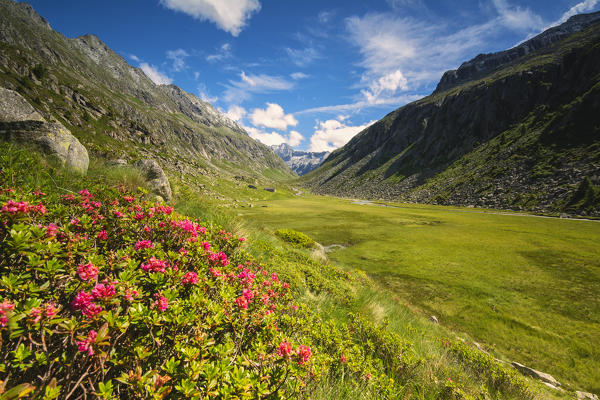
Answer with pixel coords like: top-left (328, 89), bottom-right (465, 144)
top-left (511, 362), bottom-right (561, 387)
top-left (0, 87), bottom-right (89, 173)
top-left (134, 159), bottom-right (172, 201)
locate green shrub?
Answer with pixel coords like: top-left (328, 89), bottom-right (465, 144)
top-left (275, 229), bottom-right (316, 249)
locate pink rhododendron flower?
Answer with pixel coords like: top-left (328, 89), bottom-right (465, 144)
top-left (91, 283), bottom-right (115, 300)
top-left (135, 240), bottom-right (153, 250)
top-left (141, 257), bottom-right (168, 273)
top-left (29, 307), bottom-right (43, 324)
top-left (77, 263), bottom-right (99, 281)
top-left (182, 272), bottom-right (198, 285)
top-left (97, 230), bottom-right (108, 240)
top-left (33, 189), bottom-right (46, 196)
top-left (235, 296), bottom-right (248, 310)
top-left (1, 200), bottom-right (30, 214)
top-left (113, 210), bottom-right (124, 218)
top-left (278, 341), bottom-right (292, 357)
top-left (297, 345), bottom-right (312, 364)
top-left (143, 225), bottom-right (152, 233)
top-left (153, 294), bottom-right (169, 311)
top-left (134, 213), bottom-right (144, 221)
top-left (45, 303), bottom-right (59, 319)
top-left (123, 195), bottom-right (135, 203)
top-left (209, 268), bottom-right (221, 277)
top-left (78, 189), bottom-right (91, 198)
top-left (46, 223), bottom-right (59, 237)
top-left (70, 218), bottom-right (79, 226)
top-left (238, 237), bottom-right (246, 242)
top-left (242, 289), bottom-right (254, 301)
top-left (76, 330), bottom-right (97, 356)
top-left (124, 289), bottom-right (139, 301)
top-left (340, 354), bottom-right (347, 363)
top-left (72, 291), bottom-right (102, 318)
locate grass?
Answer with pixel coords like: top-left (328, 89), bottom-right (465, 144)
top-left (235, 194), bottom-right (600, 393)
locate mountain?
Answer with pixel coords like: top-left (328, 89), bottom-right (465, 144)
top-left (271, 143), bottom-right (330, 176)
top-left (302, 12), bottom-right (600, 216)
top-left (0, 0), bottom-right (292, 187)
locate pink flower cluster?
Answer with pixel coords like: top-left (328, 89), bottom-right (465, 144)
top-left (153, 294), bottom-right (169, 311)
top-left (72, 283), bottom-right (115, 317)
top-left (97, 230), bottom-right (108, 240)
top-left (28, 303), bottom-right (59, 324)
top-left (276, 342), bottom-right (312, 364)
top-left (208, 251), bottom-right (229, 266)
top-left (141, 257), bottom-right (168, 273)
top-left (0, 300), bottom-right (15, 327)
top-left (135, 240), bottom-right (154, 250)
top-left (76, 330), bottom-right (97, 356)
top-left (182, 272), bottom-right (198, 285)
top-left (77, 263), bottom-right (99, 281)
top-left (1, 200), bottom-right (46, 215)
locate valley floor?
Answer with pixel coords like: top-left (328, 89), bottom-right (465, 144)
top-left (234, 193), bottom-right (600, 393)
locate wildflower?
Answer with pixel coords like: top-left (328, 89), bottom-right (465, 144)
top-left (124, 289), bottom-right (139, 301)
top-left (153, 294), bottom-right (169, 311)
top-left (209, 268), bottom-right (221, 277)
top-left (70, 218), bottom-right (79, 226)
top-left (297, 345), bottom-right (312, 364)
top-left (141, 257), bottom-right (168, 273)
top-left (72, 291), bottom-right (102, 318)
top-left (182, 272), bottom-right (198, 285)
top-left (97, 230), bottom-right (108, 240)
top-left (78, 189), bottom-right (91, 198)
top-left (143, 225), bottom-right (152, 233)
top-left (77, 263), bottom-right (99, 281)
top-left (91, 283), bottom-right (116, 300)
top-left (239, 237), bottom-right (246, 242)
top-left (46, 223), bottom-right (59, 237)
top-left (123, 195), bottom-right (135, 203)
top-left (33, 189), bottom-right (46, 196)
top-left (235, 296), bottom-right (248, 310)
top-left (44, 303), bottom-right (59, 319)
top-left (62, 194), bottom-right (76, 202)
top-left (1, 200), bottom-right (30, 214)
top-left (114, 210), bottom-right (124, 218)
top-left (76, 330), bottom-right (97, 356)
top-left (340, 354), bottom-right (347, 363)
top-left (272, 273), bottom-right (279, 282)
top-left (29, 307), bottom-right (43, 324)
top-left (278, 341), bottom-right (292, 357)
top-left (134, 213), bottom-right (144, 221)
top-left (32, 203), bottom-right (47, 214)
top-left (135, 240), bottom-right (153, 250)
top-left (242, 289), bottom-right (254, 301)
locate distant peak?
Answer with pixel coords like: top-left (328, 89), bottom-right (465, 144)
top-left (14, 1), bottom-right (52, 30)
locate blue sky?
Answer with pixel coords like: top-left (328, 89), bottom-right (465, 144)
top-left (24, 0), bottom-right (600, 152)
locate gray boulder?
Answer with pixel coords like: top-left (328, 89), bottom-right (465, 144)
top-left (510, 362), bottom-right (560, 387)
top-left (576, 391), bottom-right (599, 400)
top-left (0, 87), bottom-right (89, 173)
top-left (134, 159), bottom-right (172, 201)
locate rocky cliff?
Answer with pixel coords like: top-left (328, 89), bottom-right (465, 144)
top-left (303, 13), bottom-right (600, 216)
top-left (0, 0), bottom-right (292, 185)
top-left (271, 143), bottom-right (330, 176)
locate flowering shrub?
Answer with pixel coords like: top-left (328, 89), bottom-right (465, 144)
top-left (0, 186), bottom-right (318, 399)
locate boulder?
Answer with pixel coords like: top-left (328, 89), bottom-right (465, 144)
top-left (248, 184), bottom-right (257, 189)
top-left (510, 362), bottom-right (560, 387)
top-left (108, 159), bottom-right (128, 166)
top-left (134, 159), bottom-right (172, 201)
top-left (264, 187), bottom-right (276, 193)
top-left (429, 316), bottom-right (439, 324)
top-left (576, 391), bottom-right (599, 400)
top-left (0, 88), bottom-right (89, 173)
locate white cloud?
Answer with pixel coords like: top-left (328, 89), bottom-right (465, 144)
top-left (140, 63), bottom-right (172, 85)
top-left (226, 105), bottom-right (246, 121)
top-left (207, 43), bottom-right (232, 62)
top-left (193, 71), bottom-right (200, 80)
top-left (546, 0), bottom-right (599, 28)
top-left (492, 0), bottom-right (543, 31)
top-left (224, 72), bottom-right (294, 103)
top-left (285, 46), bottom-right (321, 67)
top-left (197, 83), bottom-right (218, 103)
top-left (309, 119), bottom-right (376, 152)
top-left (129, 54), bottom-right (140, 62)
top-left (296, 93), bottom-right (425, 116)
top-left (291, 72), bottom-right (309, 80)
top-left (250, 103), bottom-right (298, 131)
top-left (166, 49), bottom-right (189, 71)
top-left (361, 69), bottom-right (408, 104)
top-left (160, 0), bottom-right (261, 36)
top-left (245, 126), bottom-right (304, 147)
top-left (386, 0), bottom-right (424, 9)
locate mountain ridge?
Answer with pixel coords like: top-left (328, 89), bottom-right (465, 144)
top-left (303, 13), bottom-right (600, 216)
top-left (270, 143), bottom-right (330, 176)
top-left (0, 0), bottom-right (292, 187)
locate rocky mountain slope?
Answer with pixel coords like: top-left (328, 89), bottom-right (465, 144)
top-left (271, 143), bottom-right (330, 176)
top-left (0, 0), bottom-right (292, 189)
top-left (302, 12), bottom-right (600, 216)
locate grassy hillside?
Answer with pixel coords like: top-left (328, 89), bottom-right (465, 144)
top-left (0, 142), bottom-right (574, 399)
top-left (237, 194), bottom-right (600, 393)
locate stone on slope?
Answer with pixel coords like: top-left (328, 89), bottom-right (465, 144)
top-left (0, 87), bottom-right (89, 173)
top-left (576, 391), bottom-right (599, 400)
top-left (510, 362), bottom-right (560, 387)
top-left (134, 159), bottom-right (172, 201)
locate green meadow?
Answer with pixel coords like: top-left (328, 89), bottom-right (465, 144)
top-left (237, 194), bottom-right (600, 392)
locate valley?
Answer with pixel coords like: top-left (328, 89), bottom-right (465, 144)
top-left (236, 193), bottom-right (600, 391)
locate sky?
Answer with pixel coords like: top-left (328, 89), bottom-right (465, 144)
top-left (23, 0), bottom-right (600, 152)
